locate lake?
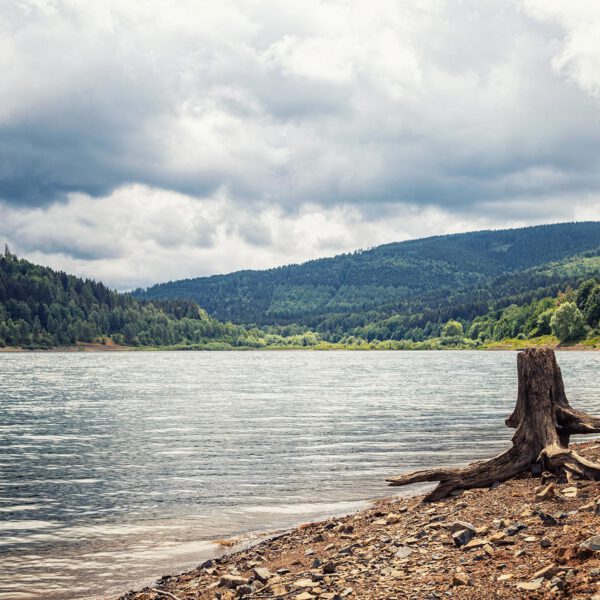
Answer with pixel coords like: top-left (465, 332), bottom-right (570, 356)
top-left (1, 350), bottom-right (598, 599)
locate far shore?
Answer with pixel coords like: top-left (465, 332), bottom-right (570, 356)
top-left (1, 341), bottom-right (600, 353)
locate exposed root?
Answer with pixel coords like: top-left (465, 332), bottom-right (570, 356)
top-left (540, 445), bottom-right (600, 480)
top-left (386, 348), bottom-right (600, 502)
top-left (151, 589), bottom-right (182, 600)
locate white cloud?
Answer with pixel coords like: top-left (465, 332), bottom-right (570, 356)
top-left (2, 184), bottom-right (598, 290)
top-left (522, 1), bottom-right (600, 98)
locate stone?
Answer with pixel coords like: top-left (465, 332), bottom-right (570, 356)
top-left (562, 486), bottom-right (578, 498)
top-left (295, 593), bottom-right (315, 600)
top-left (293, 578), bottom-right (315, 588)
top-left (452, 529), bottom-right (475, 547)
top-left (517, 580), bottom-right (542, 591)
top-left (579, 535), bottom-right (600, 554)
top-left (535, 483), bottom-right (556, 500)
top-left (505, 525), bottom-right (521, 536)
top-left (449, 521), bottom-right (476, 534)
top-left (497, 574), bottom-right (513, 582)
top-left (451, 572), bottom-right (470, 586)
top-left (235, 584), bottom-right (253, 597)
top-left (252, 567), bottom-right (271, 583)
top-left (520, 507), bottom-right (535, 518)
top-left (531, 564), bottom-right (556, 580)
top-left (395, 546), bottom-right (414, 559)
top-left (220, 575), bottom-right (249, 589)
top-left (540, 538), bottom-right (552, 548)
top-left (322, 561), bottom-right (336, 574)
top-left (462, 538), bottom-right (490, 550)
top-left (536, 511), bottom-right (559, 526)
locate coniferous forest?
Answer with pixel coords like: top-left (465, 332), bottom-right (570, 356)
top-left (0, 247), bottom-right (301, 349)
top-left (2, 222), bottom-right (600, 350)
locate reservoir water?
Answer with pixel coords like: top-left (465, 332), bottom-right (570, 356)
top-left (1, 350), bottom-right (598, 599)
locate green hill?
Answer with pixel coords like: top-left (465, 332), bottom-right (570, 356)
top-left (134, 222), bottom-right (600, 340)
top-left (0, 249), bottom-right (264, 349)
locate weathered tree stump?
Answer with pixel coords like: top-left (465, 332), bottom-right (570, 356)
top-left (386, 347), bottom-right (600, 502)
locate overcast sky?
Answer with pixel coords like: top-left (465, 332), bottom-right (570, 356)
top-left (2, 1), bottom-right (600, 289)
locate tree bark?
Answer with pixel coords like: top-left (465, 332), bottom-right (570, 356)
top-left (386, 347), bottom-right (600, 502)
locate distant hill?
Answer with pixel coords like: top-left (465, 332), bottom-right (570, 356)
top-left (0, 250), bottom-right (254, 349)
top-left (134, 222), bottom-right (600, 338)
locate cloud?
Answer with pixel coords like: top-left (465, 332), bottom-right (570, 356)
top-left (2, 184), bottom-right (599, 290)
top-left (1, 1), bottom-right (600, 286)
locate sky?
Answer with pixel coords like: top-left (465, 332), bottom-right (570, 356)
top-left (2, 1), bottom-right (600, 290)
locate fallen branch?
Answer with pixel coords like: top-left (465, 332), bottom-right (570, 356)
top-left (150, 588), bottom-right (182, 600)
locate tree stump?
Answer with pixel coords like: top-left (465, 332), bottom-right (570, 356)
top-left (386, 347), bottom-right (600, 502)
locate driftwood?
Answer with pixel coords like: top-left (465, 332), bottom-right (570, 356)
top-left (150, 589), bottom-right (182, 600)
top-left (386, 347), bottom-right (600, 502)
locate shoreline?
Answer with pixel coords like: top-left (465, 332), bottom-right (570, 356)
top-left (121, 441), bottom-right (600, 600)
top-left (2, 342), bottom-right (600, 353)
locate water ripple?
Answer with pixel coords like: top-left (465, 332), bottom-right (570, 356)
top-left (0, 350), bottom-right (598, 599)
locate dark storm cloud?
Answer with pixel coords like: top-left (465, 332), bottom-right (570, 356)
top-left (2, 0), bottom-right (600, 211)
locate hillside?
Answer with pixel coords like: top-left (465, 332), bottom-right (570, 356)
top-left (0, 249), bottom-right (295, 349)
top-left (134, 222), bottom-right (600, 339)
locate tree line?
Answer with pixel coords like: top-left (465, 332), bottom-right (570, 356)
top-left (1, 246), bottom-right (598, 350)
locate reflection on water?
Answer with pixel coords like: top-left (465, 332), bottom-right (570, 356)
top-left (0, 350), bottom-right (598, 599)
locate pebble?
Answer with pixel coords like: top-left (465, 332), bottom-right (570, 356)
top-left (535, 483), bottom-right (555, 500)
top-left (517, 579), bottom-right (543, 591)
top-left (252, 567), bottom-right (271, 583)
top-left (580, 535), bottom-right (600, 553)
top-left (462, 538), bottom-right (490, 550)
top-left (395, 546), bottom-right (414, 559)
top-left (451, 572), bottom-right (470, 586)
top-left (452, 528), bottom-right (474, 547)
top-left (219, 574), bottom-right (249, 589)
top-left (531, 564), bottom-right (556, 580)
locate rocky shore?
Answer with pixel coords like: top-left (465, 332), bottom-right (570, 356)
top-left (120, 441), bottom-right (600, 600)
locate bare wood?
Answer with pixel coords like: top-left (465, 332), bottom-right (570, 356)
top-left (151, 589), bottom-right (182, 600)
top-left (386, 348), bottom-right (600, 502)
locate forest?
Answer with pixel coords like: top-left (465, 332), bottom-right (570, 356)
top-left (2, 222), bottom-right (600, 350)
top-left (0, 247), bottom-right (314, 349)
top-left (135, 223), bottom-right (600, 331)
